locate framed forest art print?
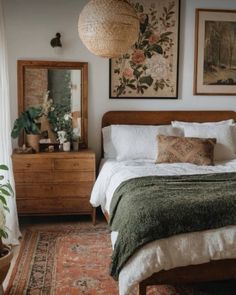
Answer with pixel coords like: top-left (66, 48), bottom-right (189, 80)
top-left (194, 9), bottom-right (236, 95)
top-left (109, 0), bottom-right (180, 99)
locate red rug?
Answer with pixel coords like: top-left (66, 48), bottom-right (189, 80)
top-left (5, 221), bottom-right (235, 295)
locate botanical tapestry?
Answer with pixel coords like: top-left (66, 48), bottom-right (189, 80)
top-left (110, 0), bottom-right (180, 99)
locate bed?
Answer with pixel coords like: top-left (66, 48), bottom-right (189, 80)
top-left (91, 110), bottom-right (236, 295)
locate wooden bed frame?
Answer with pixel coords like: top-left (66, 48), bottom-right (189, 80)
top-left (102, 111), bottom-right (236, 295)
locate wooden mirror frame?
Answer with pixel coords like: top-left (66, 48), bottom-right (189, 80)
top-left (17, 60), bottom-right (88, 148)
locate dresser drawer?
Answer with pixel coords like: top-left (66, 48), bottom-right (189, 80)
top-left (16, 182), bottom-right (93, 199)
top-left (12, 150), bottom-right (96, 222)
top-left (54, 158), bottom-right (94, 171)
top-left (17, 197), bottom-right (92, 214)
top-left (53, 182), bottom-right (93, 197)
top-left (15, 171), bottom-right (94, 183)
top-left (16, 184), bottom-right (54, 198)
top-left (53, 171), bottom-right (94, 182)
top-left (13, 158), bottom-right (52, 171)
top-left (14, 172), bottom-right (53, 183)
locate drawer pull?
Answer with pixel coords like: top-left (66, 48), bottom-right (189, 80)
top-left (26, 163), bottom-right (31, 168)
top-left (73, 163), bottom-right (80, 168)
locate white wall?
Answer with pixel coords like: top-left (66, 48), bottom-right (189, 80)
top-left (3, 0), bottom-right (236, 160)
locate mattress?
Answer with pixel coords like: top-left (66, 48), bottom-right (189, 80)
top-left (90, 159), bottom-right (236, 295)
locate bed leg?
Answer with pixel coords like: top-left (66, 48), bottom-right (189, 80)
top-left (138, 282), bottom-right (146, 295)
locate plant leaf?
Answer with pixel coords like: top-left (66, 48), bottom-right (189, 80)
top-left (0, 188), bottom-right (11, 196)
top-left (152, 44), bottom-right (163, 54)
top-left (0, 195), bottom-right (7, 205)
top-left (27, 107), bottom-right (42, 119)
top-left (11, 117), bottom-right (24, 138)
top-left (127, 84), bottom-right (136, 90)
top-left (0, 165), bottom-right (8, 171)
top-left (139, 75), bottom-right (154, 86)
top-left (1, 183), bottom-right (13, 194)
top-left (133, 69), bottom-right (143, 79)
top-left (129, 79), bottom-right (136, 83)
top-left (0, 229), bottom-right (8, 239)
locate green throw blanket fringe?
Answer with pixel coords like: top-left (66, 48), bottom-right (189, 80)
top-left (109, 173), bottom-right (236, 280)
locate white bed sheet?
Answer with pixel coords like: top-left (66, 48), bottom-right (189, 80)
top-left (90, 159), bottom-right (236, 295)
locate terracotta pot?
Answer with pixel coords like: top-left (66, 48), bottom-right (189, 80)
top-left (26, 134), bottom-right (40, 152)
top-left (0, 245), bottom-right (13, 286)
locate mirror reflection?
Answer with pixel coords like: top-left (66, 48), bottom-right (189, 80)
top-left (24, 68), bottom-right (82, 144)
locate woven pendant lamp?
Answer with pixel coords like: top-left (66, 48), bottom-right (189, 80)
top-left (78, 0), bottom-right (139, 58)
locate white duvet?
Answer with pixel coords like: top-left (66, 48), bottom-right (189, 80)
top-left (90, 159), bottom-right (236, 295)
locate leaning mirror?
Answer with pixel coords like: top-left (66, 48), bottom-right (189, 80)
top-left (17, 60), bottom-right (88, 149)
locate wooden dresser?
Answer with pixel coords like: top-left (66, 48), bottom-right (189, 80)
top-left (12, 150), bottom-right (96, 224)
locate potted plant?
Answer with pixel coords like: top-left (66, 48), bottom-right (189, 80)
top-left (11, 107), bottom-right (42, 152)
top-left (0, 164), bottom-right (13, 287)
top-left (48, 107), bottom-right (73, 152)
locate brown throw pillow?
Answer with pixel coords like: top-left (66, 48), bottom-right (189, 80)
top-left (156, 135), bottom-right (216, 166)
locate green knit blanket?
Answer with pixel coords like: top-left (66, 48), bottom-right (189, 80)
top-left (109, 173), bottom-right (236, 280)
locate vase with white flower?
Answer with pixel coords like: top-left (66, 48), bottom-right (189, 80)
top-left (47, 103), bottom-right (73, 152)
top-left (57, 130), bottom-right (67, 151)
top-left (60, 113), bottom-right (73, 151)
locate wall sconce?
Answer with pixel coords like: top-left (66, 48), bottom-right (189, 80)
top-left (50, 33), bottom-right (62, 48)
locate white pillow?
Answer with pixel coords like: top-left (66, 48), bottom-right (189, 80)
top-left (172, 119), bottom-right (234, 128)
top-left (172, 119), bottom-right (236, 155)
top-left (230, 124), bottom-right (236, 153)
top-left (103, 125), bottom-right (183, 160)
top-left (183, 125), bottom-right (235, 161)
top-left (102, 126), bottom-right (117, 159)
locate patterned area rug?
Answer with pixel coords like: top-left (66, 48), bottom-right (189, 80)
top-left (5, 220), bottom-right (236, 295)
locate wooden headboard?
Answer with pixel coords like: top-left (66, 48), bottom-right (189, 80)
top-left (102, 110), bottom-right (236, 127)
